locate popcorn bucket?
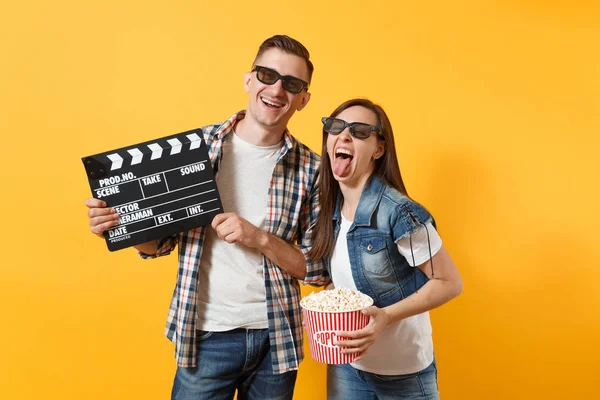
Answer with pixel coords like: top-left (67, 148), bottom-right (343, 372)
top-left (301, 300), bottom-right (372, 364)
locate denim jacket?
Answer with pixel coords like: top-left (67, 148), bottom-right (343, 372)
top-left (326, 174), bottom-right (436, 308)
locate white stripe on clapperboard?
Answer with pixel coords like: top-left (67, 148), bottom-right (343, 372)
top-left (115, 207), bottom-right (222, 239)
top-left (99, 160), bottom-right (209, 190)
top-left (133, 198), bottom-right (220, 230)
top-left (117, 187), bottom-right (217, 228)
top-left (115, 204), bottom-right (222, 238)
top-left (107, 133), bottom-right (202, 171)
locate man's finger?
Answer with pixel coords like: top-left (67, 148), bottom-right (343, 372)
top-left (89, 214), bottom-right (119, 228)
top-left (88, 207), bottom-right (116, 219)
top-left (85, 198), bottom-right (107, 209)
top-left (91, 220), bottom-right (119, 237)
top-left (211, 213), bottom-right (233, 230)
top-left (214, 220), bottom-right (233, 240)
top-left (224, 231), bottom-right (238, 244)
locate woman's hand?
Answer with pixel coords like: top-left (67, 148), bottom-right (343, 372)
top-left (335, 306), bottom-right (391, 361)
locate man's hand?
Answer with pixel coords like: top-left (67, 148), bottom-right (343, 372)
top-left (85, 198), bottom-right (119, 238)
top-left (211, 213), bottom-right (266, 249)
top-left (211, 212), bottom-right (307, 279)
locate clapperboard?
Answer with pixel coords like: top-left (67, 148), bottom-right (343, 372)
top-left (81, 129), bottom-right (223, 251)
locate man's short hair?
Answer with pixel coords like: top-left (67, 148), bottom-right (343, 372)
top-left (254, 35), bottom-right (314, 82)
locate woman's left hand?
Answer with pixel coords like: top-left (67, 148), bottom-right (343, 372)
top-left (335, 306), bottom-right (391, 360)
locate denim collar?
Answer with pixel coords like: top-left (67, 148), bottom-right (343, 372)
top-left (333, 174), bottom-right (386, 228)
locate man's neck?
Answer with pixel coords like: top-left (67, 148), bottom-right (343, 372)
top-left (235, 116), bottom-right (286, 147)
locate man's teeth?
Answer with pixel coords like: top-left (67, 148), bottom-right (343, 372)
top-left (262, 98), bottom-right (283, 108)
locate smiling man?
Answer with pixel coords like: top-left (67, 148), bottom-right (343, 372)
top-left (85, 35), bottom-right (328, 399)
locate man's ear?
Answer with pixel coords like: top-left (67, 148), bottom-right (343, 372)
top-left (243, 71), bottom-right (252, 93)
top-left (296, 91), bottom-right (311, 111)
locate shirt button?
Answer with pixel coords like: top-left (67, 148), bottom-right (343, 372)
top-left (367, 243), bottom-right (373, 251)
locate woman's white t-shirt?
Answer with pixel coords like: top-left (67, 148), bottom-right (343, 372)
top-left (329, 214), bottom-right (442, 375)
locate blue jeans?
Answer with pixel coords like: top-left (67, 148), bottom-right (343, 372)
top-left (172, 329), bottom-right (297, 400)
top-left (327, 360), bottom-right (439, 400)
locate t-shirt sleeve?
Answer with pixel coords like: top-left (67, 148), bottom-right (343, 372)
top-left (396, 222), bottom-right (442, 267)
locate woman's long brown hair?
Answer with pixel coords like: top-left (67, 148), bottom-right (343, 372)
top-left (308, 98), bottom-right (410, 261)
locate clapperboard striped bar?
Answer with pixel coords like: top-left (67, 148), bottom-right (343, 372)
top-left (82, 129), bottom-right (223, 251)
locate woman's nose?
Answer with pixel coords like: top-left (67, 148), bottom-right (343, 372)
top-left (338, 128), bottom-right (352, 141)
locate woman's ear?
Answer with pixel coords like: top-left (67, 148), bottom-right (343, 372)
top-left (374, 141), bottom-right (386, 160)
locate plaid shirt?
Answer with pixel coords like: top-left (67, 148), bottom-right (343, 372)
top-left (140, 110), bottom-right (328, 374)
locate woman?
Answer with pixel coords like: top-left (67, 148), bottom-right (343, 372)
top-left (309, 98), bottom-right (463, 399)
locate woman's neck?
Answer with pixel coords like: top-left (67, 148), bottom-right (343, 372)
top-left (338, 173), bottom-right (372, 221)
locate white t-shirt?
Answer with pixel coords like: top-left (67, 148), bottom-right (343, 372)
top-left (196, 132), bottom-right (281, 331)
top-left (330, 214), bottom-right (442, 375)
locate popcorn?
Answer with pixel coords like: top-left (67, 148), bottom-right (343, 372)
top-left (300, 288), bottom-right (373, 312)
top-left (301, 288), bottom-right (374, 364)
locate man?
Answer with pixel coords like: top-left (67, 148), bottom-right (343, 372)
top-left (85, 35), bottom-right (327, 399)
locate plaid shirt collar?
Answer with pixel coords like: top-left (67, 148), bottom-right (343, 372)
top-left (213, 110), bottom-right (295, 157)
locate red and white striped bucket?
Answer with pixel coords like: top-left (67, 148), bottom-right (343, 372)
top-left (302, 305), bottom-right (372, 364)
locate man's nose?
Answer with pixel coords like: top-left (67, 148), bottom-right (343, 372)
top-left (270, 79), bottom-right (286, 96)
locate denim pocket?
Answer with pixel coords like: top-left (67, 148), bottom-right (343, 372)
top-left (196, 330), bottom-right (213, 341)
top-left (359, 236), bottom-right (400, 302)
top-left (360, 237), bottom-right (392, 276)
top-left (368, 362), bottom-right (438, 399)
top-left (372, 371), bottom-right (419, 381)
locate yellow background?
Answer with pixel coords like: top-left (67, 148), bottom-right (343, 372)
top-left (1, 1), bottom-right (599, 399)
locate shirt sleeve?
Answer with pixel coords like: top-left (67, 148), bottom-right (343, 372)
top-left (396, 222), bottom-right (442, 267)
top-left (298, 175), bottom-right (330, 287)
top-left (137, 234), bottom-right (178, 259)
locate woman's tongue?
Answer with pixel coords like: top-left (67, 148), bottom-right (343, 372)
top-left (333, 156), bottom-right (352, 176)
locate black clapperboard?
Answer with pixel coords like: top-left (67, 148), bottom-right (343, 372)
top-left (82, 129), bottom-right (223, 251)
